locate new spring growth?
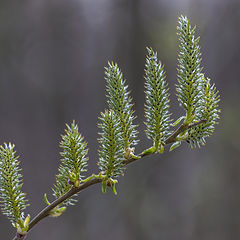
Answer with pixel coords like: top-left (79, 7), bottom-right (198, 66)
top-left (0, 16), bottom-right (220, 240)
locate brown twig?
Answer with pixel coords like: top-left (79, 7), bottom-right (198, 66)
top-left (13, 178), bottom-right (102, 240)
top-left (123, 119), bottom-right (206, 165)
top-left (165, 119), bottom-right (207, 144)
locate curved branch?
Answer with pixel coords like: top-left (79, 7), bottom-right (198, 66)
top-left (13, 178), bottom-right (102, 240)
top-left (123, 119), bottom-right (206, 165)
top-left (13, 118), bottom-right (206, 240)
top-left (165, 119), bottom-right (207, 144)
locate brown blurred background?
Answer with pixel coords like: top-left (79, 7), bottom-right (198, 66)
top-left (0, 0), bottom-right (239, 239)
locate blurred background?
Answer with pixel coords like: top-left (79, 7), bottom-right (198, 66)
top-left (0, 0), bottom-right (239, 239)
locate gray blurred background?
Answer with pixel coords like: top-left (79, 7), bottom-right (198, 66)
top-left (0, 0), bottom-right (239, 239)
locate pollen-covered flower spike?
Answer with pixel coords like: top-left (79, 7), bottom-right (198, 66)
top-left (144, 47), bottom-right (171, 153)
top-left (0, 143), bottom-right (29, 234)
top-left (176, 15), bottom-right (202, 124)
top-left (52, 121), bottom-right (88, 206)
top-left (105, 62), bottom-right (138, 154)
top-left (98, 110), bottom-right (125, 194)
top-left (186, 75), bottom-right (220, 147)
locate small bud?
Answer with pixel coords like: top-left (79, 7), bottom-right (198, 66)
top-left (74, 179), bottom-right (80, 188)
top-left (49, 207), bottom-right (66, 217)
top-left (169, 141), bottom-right (181, 152)
top-left (69, 172), bottom-right (76, 183)
top-left (141, 146), bottom-right (156, 156)
top-left (172, 116), bottom-right (185, 127)
top-left (111, 182), bottom-right (117, 195)
top-left (112, 179), bottom-right (118, 184)
top-left (124, 148), bottom-right (131, 159)
top-left (23, 215), bottom-right (30, 228)
top-left (102, 180), bottom-right (107, 193)
top-left (44, 193), bottom-right (51, 206)
top-left (158, 144), bottom-right (164, 154)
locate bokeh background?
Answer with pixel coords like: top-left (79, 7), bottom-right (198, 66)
top-left (0, 0), bottom-right (239, 239)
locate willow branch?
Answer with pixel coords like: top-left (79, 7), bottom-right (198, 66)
top-left (13, 118), bottom-right (206, 240)
top-left (124, 118), bottom-right (207, 165)
top-left (165, 119), bottom-right (207, 144)
top-left (13, 178), bottom-right (102, 240)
